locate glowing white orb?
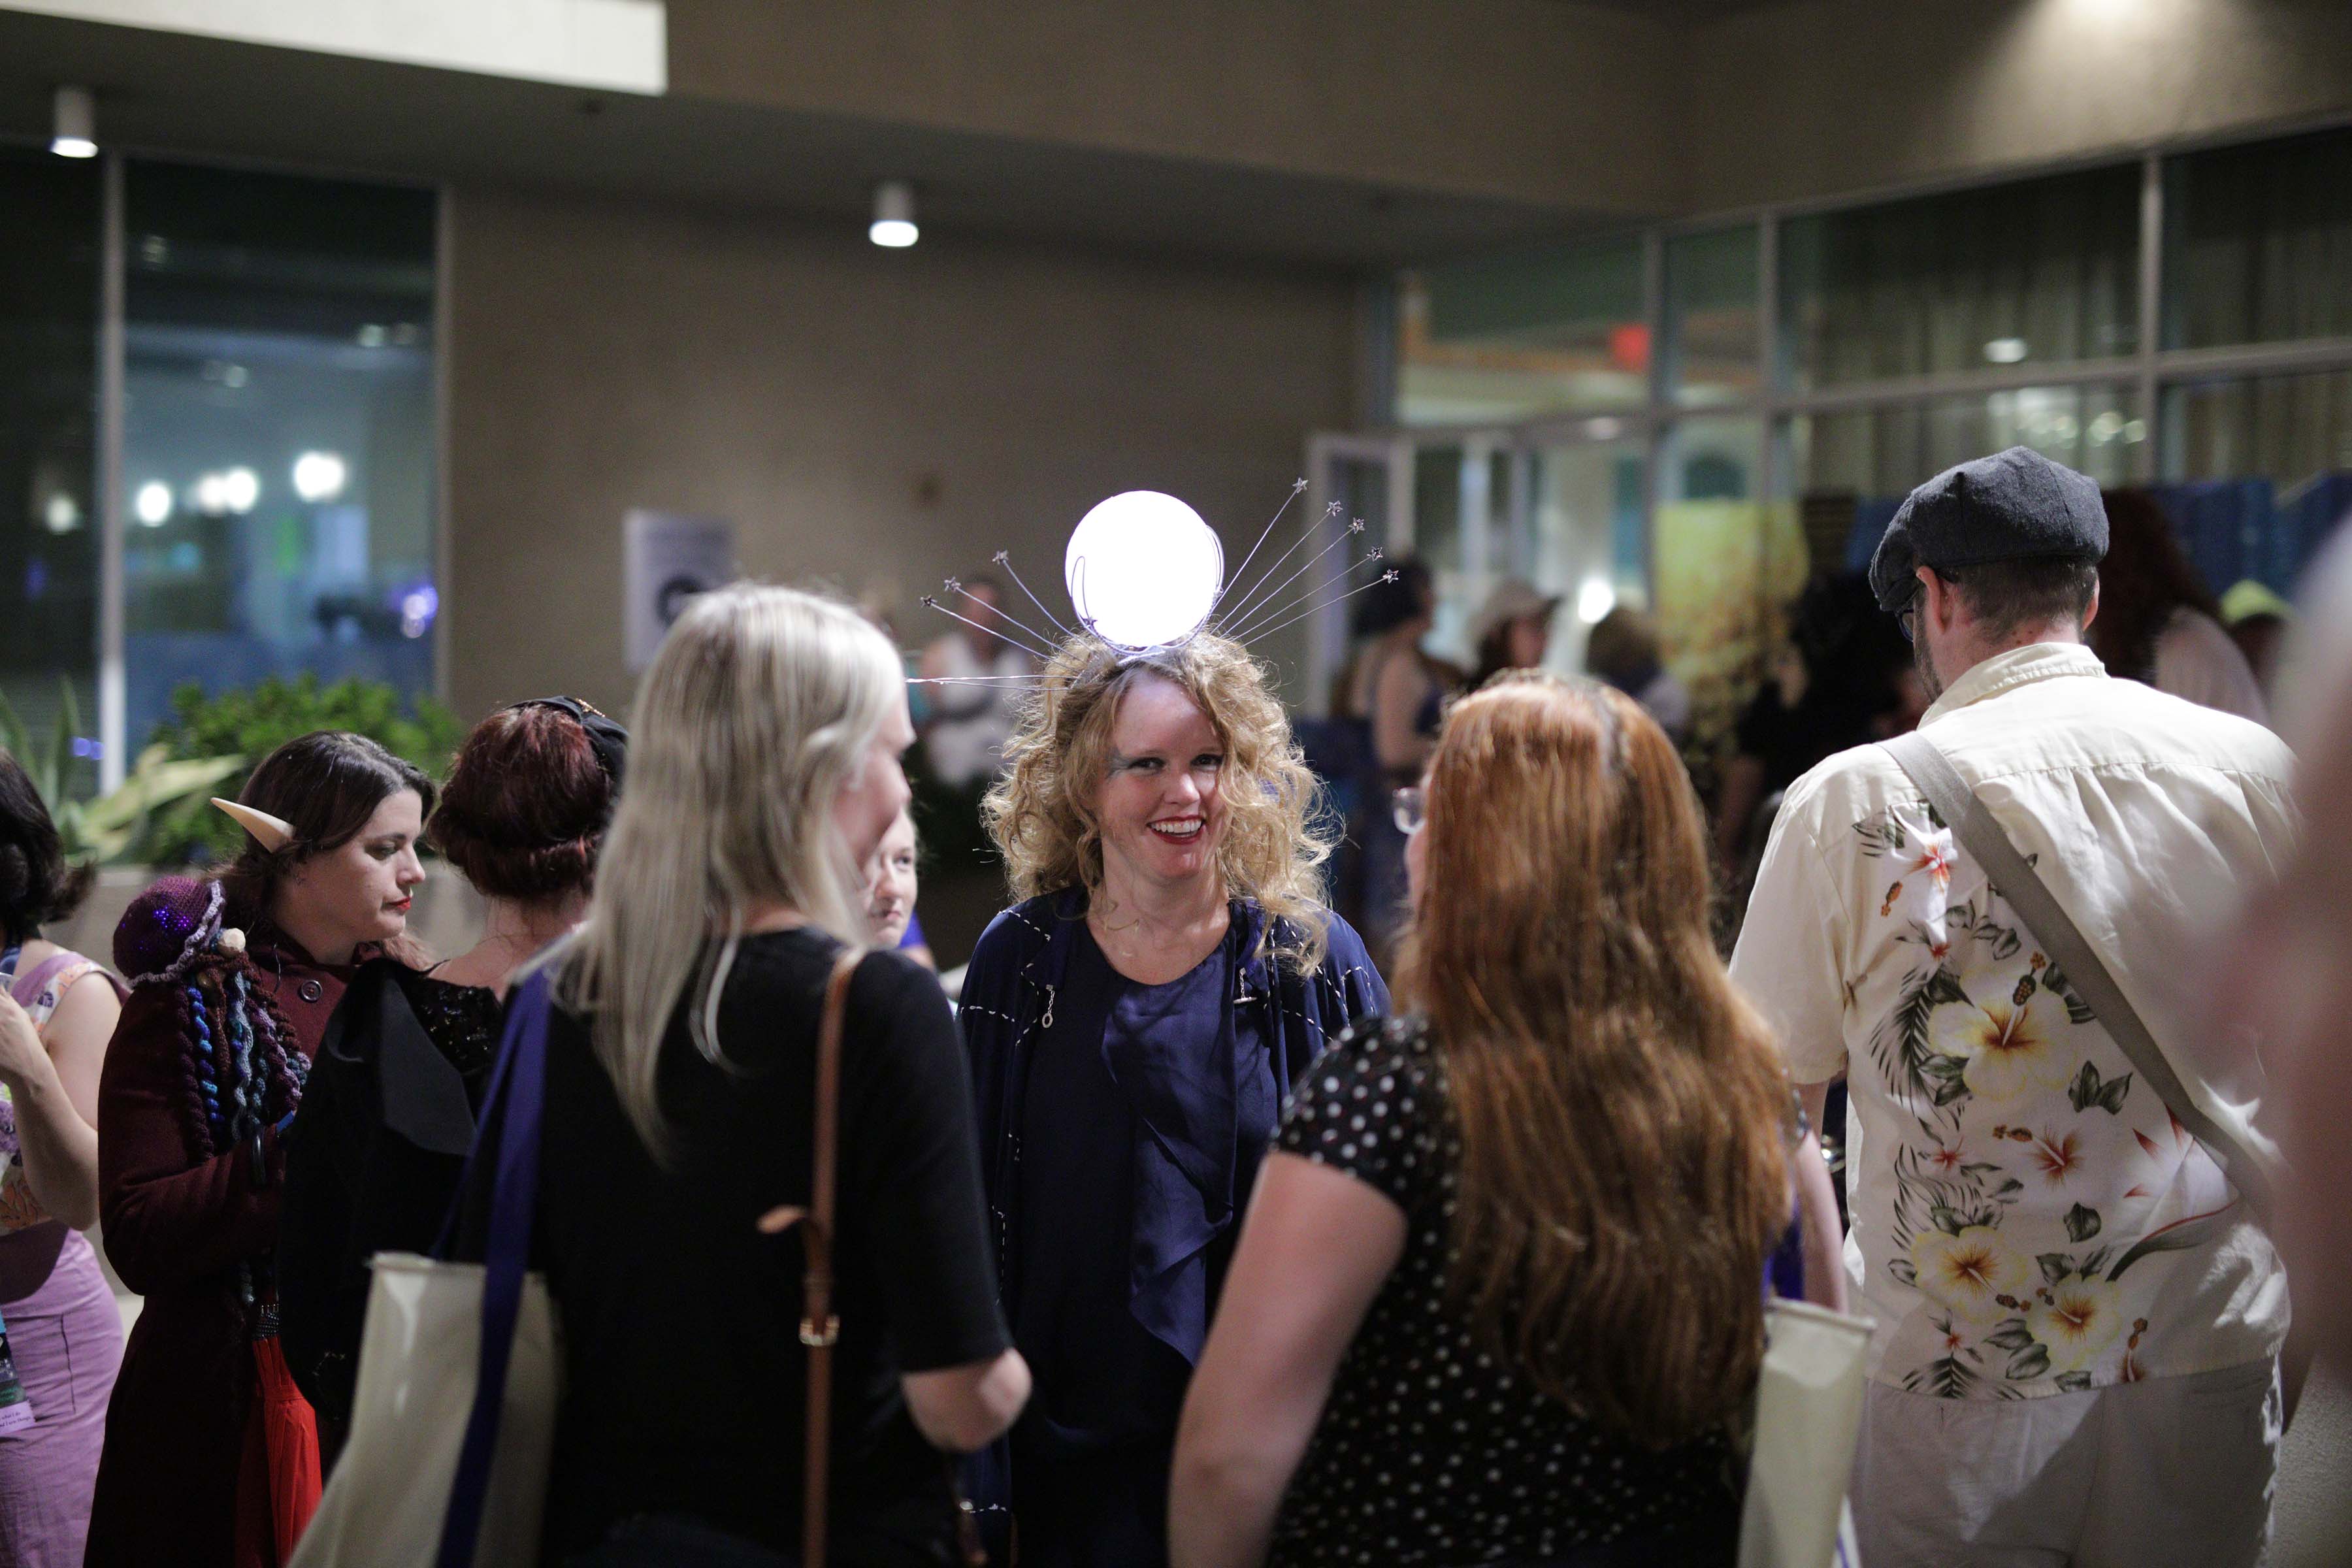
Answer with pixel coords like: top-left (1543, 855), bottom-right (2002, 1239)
top-left (1065, 491), bottom-right (1224, 651)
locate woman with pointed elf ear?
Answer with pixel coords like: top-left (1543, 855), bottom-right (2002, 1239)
top-left (86, 731), bottom-right (432, 1568)
top-left (276, 698), bottom-right (625, 1467)
top-left (958, 630), bottom-right (1390, 1567)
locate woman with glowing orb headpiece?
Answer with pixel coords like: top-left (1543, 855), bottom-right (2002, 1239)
top-left (955, 491), bottom-right (1388, 1566)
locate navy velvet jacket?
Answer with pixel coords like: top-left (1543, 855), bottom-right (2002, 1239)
top-left (957, 889), bottom-right (1388, 1358)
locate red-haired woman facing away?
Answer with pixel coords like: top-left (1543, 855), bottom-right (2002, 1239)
top-left (1172, 672), bottom-right (1841, 1568)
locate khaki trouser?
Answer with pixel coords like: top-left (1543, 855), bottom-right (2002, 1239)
top-left (1852, 1359), bottom-right (2279, 1567)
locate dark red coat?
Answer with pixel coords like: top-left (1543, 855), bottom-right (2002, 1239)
top-left (84, 911), bottom-right (351, 1568)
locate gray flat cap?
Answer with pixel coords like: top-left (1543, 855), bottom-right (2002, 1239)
top-left (1869, 446), bottom-right (2108, 612)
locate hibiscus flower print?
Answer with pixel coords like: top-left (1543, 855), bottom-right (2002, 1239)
top-left (1911, 1224), bottom-right (2030, 1325)
top-left (2026, 1277), bottom-right (2127, 1375)
top-left (2027, 1129), bottom-right (2086, 1186)
top-left (1874, 823), bottom-right (1959, 949)
top-left (1931, 991), bottom-right (2074, 1102)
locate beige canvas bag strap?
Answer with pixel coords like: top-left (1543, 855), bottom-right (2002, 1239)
top-left (796, 945), bottom-right (864, 1568)
top-left (1878, 732), bottom-right (2277, 1222)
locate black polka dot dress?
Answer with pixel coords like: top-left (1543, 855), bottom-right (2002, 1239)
top-left (1267, 1019), bottom-right (1741, 1567)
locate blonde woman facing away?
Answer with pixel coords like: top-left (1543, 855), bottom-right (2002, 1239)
top-left (1173, 672), bottom-right (1840, 1568)
top-left (493, 584), bottom-right (1028, 1566)
top-left (958, 632), bottom-right (1386, 1567)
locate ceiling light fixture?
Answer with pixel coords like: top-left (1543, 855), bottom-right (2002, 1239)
top-left (1984, 337), bottom-right (2029, 364)
top-left (1576, 577), bottom-right (1618, 626)
top-left (870, 180), bottom-right (919, 248)
top-left (52, 86), bottom-right (97, 159)
top-left (221, 466), bottom-right (260, 514)
top-left (292, 450), bottom-right (348, 502)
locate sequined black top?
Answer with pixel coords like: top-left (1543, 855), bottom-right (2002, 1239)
top-left (399, 968), bottom-right (502, 1105)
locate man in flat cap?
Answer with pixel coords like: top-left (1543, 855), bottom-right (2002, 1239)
top-left (1731, 448), bottom-right (2295, 1564)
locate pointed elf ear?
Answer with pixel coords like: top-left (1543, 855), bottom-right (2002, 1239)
top-left (211, 798), bottom-right (294, 853)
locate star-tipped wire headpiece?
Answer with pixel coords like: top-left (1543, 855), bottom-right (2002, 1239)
top-left (912, 480), bottom-right (1396, 687)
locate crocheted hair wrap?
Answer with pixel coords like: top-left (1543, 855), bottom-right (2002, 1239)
top-left (115, 876), bottom-right (226, 987)
top-left (114, 875), bottom-right (307, 1318)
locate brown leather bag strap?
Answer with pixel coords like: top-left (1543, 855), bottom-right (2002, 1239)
top-left (800, 944), bottom-right (864, 1568)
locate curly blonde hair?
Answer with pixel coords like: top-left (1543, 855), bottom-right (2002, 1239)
top-left (984, 631), bottom-right (1333, 972)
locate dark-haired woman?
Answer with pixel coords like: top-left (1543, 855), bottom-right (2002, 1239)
top-left (1341, 559), bottom-right (1454, 966)
top-left (2091, 488), bottom-right (2268, 723)
top-left (86, 731), bottom-right (432, 1568)
top-left (1173, 674), bottom-right (1835, 1568)
top-left (0, 750), bottom-right (125, 1567)
top-left (280, 698), bottom-right (622, 1458)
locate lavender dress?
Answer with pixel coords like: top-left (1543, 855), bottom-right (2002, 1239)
top-left (0, 953), bottom-right (127, 1568)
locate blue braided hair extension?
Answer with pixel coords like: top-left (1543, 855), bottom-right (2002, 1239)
top-left (225, 970), bottom-right (260, 1145)
top-left (184, 977), bottom-right (229, 1154)
top-left (167, 981), bottom-right (216, 1160)
top-left (249, 985), bottom-right (307, 1120)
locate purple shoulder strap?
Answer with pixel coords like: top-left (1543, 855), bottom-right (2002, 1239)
top-left (8, 952), bottom-right (125, 1009)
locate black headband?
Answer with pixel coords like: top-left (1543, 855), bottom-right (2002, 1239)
top-left (512, 696), bottom-right (629, 802)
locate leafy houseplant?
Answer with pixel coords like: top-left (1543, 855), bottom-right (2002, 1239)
top-left (144, 676), bottom-right (463, 865)
top-left (0, 681), bottom-right (246, 866)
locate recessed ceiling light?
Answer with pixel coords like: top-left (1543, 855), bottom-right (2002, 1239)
top-left (51, 86), bottom-right (96, 159)
top-left (870, 180), bottom-right (919, 248)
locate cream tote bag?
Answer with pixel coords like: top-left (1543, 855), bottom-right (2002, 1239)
top-left (287, 1254), bottom-right (561, 1567)
top-left (289, 970), bottom-right (562, 1568)
top-left (1739, 1298), bottom-right (1871, 1568)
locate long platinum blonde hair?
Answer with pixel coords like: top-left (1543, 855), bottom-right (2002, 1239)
top-left (553, 582), bottom-right (902, 1156)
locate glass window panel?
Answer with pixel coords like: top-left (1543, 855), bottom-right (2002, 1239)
top-left (0, 147), bottom-right (103, 798)
top-left (1778, 167), bottom-right (2139, 389)
top-left (1516, 438), bottom-right (1646, 676)
top-left (122, 160), bottom-right (438, 756)
top-left (1650, 417), bottom-right (1805, 789)
top-left (2164, 126), bottom-right (2352, 351)
top-left (2157, 370), bottom-right (2352, 595)
top-left (1409, 446), bottom-right (1479, 661)
top-left (1666, 225), bottom-right (1761, 409)
top-left (1301, 450), bottom-right (1397, 713)
top-left (1396, 238), bottom-right (1646, 423)
top-left (1790, 385), bottom-right (2138, 574)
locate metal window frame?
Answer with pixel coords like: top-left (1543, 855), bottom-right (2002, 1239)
top-left (95, 152), bottom-right (126, 792)
top-left (1321, 120), bottom-right (2352, 694)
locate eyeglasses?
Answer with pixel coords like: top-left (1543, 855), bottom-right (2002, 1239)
top-left (1897, 604), bottom-right (1917, 644)
top-left (1392, 785), bottom-right (1426, 836)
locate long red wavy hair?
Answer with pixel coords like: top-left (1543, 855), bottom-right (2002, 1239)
top-left (1393, 671), bottom-right (1794, 1448)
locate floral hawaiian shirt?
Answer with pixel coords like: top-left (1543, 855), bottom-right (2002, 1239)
top-left (1731, 644), bottom-right (2294, 1399)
